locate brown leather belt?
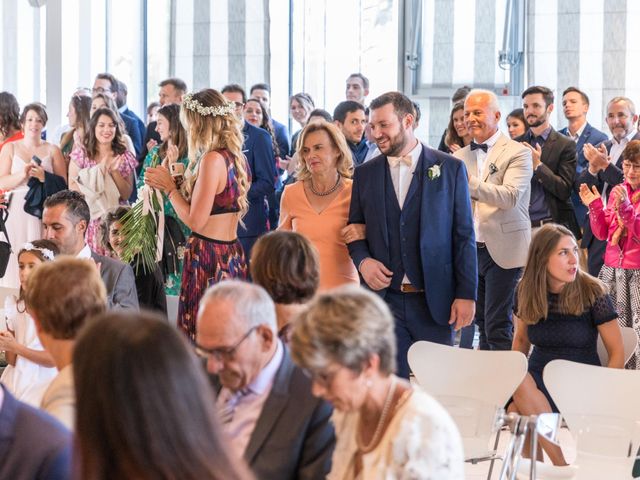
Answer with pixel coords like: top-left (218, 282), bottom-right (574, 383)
top-left (400, 283), bottom-right (424, 293)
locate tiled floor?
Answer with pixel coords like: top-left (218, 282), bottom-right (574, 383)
top-left (463, 428), bottom-right (576, 479)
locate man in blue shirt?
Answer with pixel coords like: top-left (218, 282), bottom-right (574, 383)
top-left (516, 86), bottom-right (580, 239)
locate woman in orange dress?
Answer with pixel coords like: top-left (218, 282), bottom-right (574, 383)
top-left (279, 121), bottom-right (358, 290)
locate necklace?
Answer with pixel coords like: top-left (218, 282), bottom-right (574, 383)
top-left (356, 375), bottom-right (398, 453)
top-left (309, 174), bottom-right (341, 196)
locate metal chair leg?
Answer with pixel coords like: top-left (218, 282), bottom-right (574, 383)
top-left (487, 426), bottom-right (503, 479)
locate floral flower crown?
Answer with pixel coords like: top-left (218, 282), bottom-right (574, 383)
top-left (21, 242), bottom-right (55, 261)
top-left (182, 93), bottom-right (236, 117)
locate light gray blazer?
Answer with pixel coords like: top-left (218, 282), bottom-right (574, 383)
top-left (91, 251), bottom-right (139, 310)
top-left (454, 132), bottom-right (532, 269)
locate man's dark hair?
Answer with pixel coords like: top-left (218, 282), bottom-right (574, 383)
top-left (562, 86), bottom-right (589, 106)
top-left (308, 109), bottom-right (333, 122)
top-left (452, 86), bottom-right (471, 103)
top-left (370, 91), bottom-right (415, 119)
top-left (522, 85), bottom-right (555, 107)
top-left (333, 101), bottom-right (365, 124)
top-left (158, 78), bottom-right (187, 93)
top-left (221, 84), bottom-right (247, 103)
top-left (250, 83), bottom-right (271, 94)
top-left (95, 73), bottom-right (119, 94)
top-left (44, 190), bottom-right (91, 225)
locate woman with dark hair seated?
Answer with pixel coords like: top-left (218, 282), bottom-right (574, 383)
top-left (250, 230), bottom-right (319, 340)
top-left (510, 223), bottom-right (624, 465)
top-left (101, 206), bottom-right (167, 314)
top-left (73, 311), bottom-right (254, 480)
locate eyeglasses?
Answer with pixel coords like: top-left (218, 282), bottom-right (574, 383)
top-left (194, 326), bottom-right (257, 362)
top-left (622, 162), bottom-right (640, 171)
top-left (92, 87), bottom-right (112, 94)
top-left (233, 101), bottom-right (244, 108)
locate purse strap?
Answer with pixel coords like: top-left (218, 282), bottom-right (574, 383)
top-left (0, 208), bottom-right (11, 248)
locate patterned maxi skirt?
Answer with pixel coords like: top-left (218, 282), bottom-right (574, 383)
top-left (599, 265), bottom-right (640, 369)
top-left (177, 232), bottom-right (247, 342)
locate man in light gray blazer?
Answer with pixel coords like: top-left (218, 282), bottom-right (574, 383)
top-left (196, 280), bottom-right (335, 479)
top-left (42, 190), bottom-right (138, 310)
top-left (454, 89), bottom-right (532, 350)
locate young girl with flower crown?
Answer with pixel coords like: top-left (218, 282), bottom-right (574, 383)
top-left (0, 239), bottom-right (58, 406)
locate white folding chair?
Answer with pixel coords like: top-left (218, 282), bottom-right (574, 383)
top-left (544, 360), bottom-right (640, 479)
top-left (597, 326), bottom-right (638, 366)
top-left (408, 341), bottom-right (528, 477)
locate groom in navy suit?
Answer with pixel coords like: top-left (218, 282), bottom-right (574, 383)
top-left (348, 92), bottom-right (477, 378)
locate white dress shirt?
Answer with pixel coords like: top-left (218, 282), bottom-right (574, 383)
top-left (76, 244), bottom-right (92, 259)
top-left (387, 140), bottom-right (422, 209)
top-left (472, 130), bottom-right (502, 242)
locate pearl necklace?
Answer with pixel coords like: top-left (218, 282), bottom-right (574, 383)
top-left (309, 174), bottom-right (341, 196)
top-left (356, 375), bottom-right (398, 452)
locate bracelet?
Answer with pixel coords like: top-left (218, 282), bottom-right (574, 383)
top-left (167, 189), bottom-right (178, 200)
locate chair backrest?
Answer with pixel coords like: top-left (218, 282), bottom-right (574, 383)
top-left (597, 326), bottom-right (638, 366)
top-left (408, 341), bottom-right (528, 459)
top-left (408, 341), bottom-right (528, 406)
top-left (544, 360), bottom-right (640, 479)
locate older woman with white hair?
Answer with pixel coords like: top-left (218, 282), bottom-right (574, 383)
top-left (290, 286), bottom-right (464, 480)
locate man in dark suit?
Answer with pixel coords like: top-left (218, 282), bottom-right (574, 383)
top-left (222, 84), bottom-right (276, 259)
top-left (0, 385), bottom-right (72, 479)
top-left (250, 83), bottom-right (290, 158)
top-left (196, 280), bottom-right (335, 480)
top-left (558, 86), bottom-right (608, 228)
top-left (115, 79), bottom-right (146, 146)
top-left (42, 190), bottom-right (139, 310)
top-left (517, 85), bottom-right (580, 239)
top-left (577, 96), bottom-right (640, 275)
top-left (347, 91), bottom-right (477, 378)
top-left (140, 78), bottom-right (187, 166)
top-left (92, 73), bottom-right (143, 157)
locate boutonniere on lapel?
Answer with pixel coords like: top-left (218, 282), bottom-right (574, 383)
top-left (427, 164), bottom-right (441, 181)
top-left (489, 163), bottom-right (498, 175)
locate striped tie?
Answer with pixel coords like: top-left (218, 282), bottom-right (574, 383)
top-left (218, 388), bottom-right (250, 424)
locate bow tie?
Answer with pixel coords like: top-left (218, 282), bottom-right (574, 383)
top-left (388, 155), bottom-right (412, 168)
top-left (470, 142), bottom-right (488, 153)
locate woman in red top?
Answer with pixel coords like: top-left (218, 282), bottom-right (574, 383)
top-left (145, 89), bottom-right (251, 341)
top-left (0, 92), bottom-right (23, 151)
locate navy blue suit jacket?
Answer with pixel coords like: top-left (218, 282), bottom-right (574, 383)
top-left (122, 106), bottom-right (147, 144)
top-left (348, 144), bottom-right (477, 325)
top-left (560, 123), bottom-right (608, 228)
top-left (121, 111), bottom-right (143, 157)
top-left (238, 121), bottom-right (276, 238)
top-left (560, 123), bottom-right (608, 175)
top-left (272, 119), bottom-right (290, 160)
top-left (0, 385), bottom-right (72, 480)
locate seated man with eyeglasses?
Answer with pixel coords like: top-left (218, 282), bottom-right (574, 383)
top-left (195, 280), bottom-right (335, 479)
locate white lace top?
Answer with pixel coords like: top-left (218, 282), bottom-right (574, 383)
top-left (328, 386), bottom-right (464, 480)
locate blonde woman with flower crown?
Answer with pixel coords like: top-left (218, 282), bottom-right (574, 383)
top-left (145, 89), bottom-right (250, 341)
top-left (0, 240), bottom-right (58, 406)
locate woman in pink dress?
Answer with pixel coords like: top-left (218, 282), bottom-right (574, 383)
top-left (279, 121), bottom-right (358, 290)
top-left (69, 108), bottom-right (137, 255)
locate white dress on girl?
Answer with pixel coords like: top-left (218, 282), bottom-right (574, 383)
top-left (0, 295), bottom-right (57, 406)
